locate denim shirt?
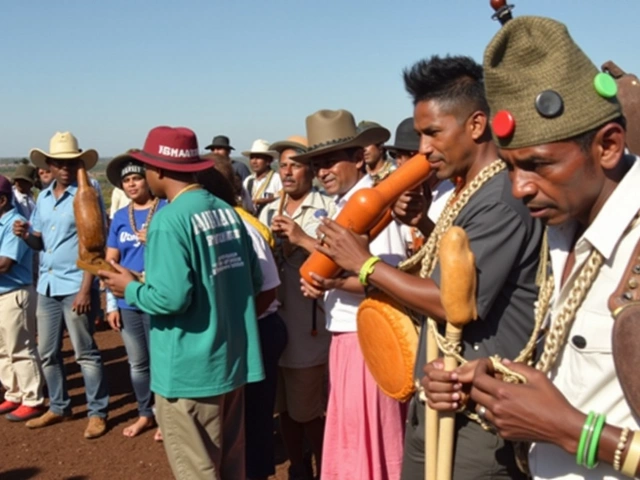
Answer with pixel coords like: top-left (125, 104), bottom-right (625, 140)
top-left (30, 180), bottom-right (105, 296)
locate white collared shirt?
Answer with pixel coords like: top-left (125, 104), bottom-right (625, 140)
top-left (243, 171), bottom-right (283, 200)
top-left (323, 174), bottom-right (407, 332)
top-left (529, 156), bottom-right (640, 480)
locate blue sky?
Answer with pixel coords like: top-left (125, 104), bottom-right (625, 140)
top-left (2, 0), bottom-right (636, 157)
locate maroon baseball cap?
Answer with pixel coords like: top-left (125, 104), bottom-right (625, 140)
top-left (129, 126), bottom-right (211, 173)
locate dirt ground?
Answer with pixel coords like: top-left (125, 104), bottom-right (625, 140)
top-left (0, 324), bottom-right (290, 480)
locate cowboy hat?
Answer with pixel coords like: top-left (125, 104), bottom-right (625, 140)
top-left (241, 139), bottom-right (279, 159)
top-left (269, 135), bottom-right (308, 154)
top-left (386, 117), bottom-right (420, 152)
top-left (12, 164), bottom-right (36, 185)
top-left (205, 135), bottom-right (235, 151)
top-left (29, 132), bottom-right (99, 171)
top-left (128, 126), bottom-right (211, 173)
top-left (293, 110), bottom-right (390, 161)
top-left (106, 149), bottom-right (146, 188)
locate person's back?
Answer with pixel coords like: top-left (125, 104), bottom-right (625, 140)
top-left (101, 126), bottom-right (266, 479)
top-left (127, 188), bottom-right (264, 397)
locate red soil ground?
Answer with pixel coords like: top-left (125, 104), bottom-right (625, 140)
top-left (0, 325), bottom-right (289, 480)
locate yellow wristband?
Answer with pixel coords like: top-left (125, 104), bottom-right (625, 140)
top-left (622, 430), bottom-right (640, 478)
top-left (359, 256), bottom-right (381, 286)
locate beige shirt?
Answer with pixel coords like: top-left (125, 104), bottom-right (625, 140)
top-left (109, 187), bottom-right (130, 219)
top-left (260, 190), bottom-right (336, 368)
top-left (529, 157), bottom-right (640, 480)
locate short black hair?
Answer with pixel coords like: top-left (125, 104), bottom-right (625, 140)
top-left (403, 55), bottom-right (489, 117)
top-left (570, 116), bottom-right (626, 154)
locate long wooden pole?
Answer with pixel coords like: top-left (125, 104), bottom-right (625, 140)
top-left (425, 323), bottom-right (439, 480)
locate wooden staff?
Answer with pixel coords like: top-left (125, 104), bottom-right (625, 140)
top-left (425, 324), bottom-right (439, 480)
top-left (434, 226), bottom-right (478, 480)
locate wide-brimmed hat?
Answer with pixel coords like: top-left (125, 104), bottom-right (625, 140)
top-left (127, 126), bottom-right (211, 173)
top-left (293, 110), bottom-right (390, 161)
top-left (205, 135), bottom-right (235, 151)
top-left (241, 139), bottom-right (279, 159)
top-left (29, 132), bottom-right (99, 171)
top-left (269, 136), bottom-right (308, 154)
top-left (12, 164), bottom-right (36, 185)
top-left (106, 149), bottom-right (146, 188)
top-left (386, 117), bottom-right (420, 152)
top-left (484, 16), bottom-right (621, 149)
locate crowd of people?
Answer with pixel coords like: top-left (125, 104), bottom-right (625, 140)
top-left (0, 12), bottom-right (639, 480)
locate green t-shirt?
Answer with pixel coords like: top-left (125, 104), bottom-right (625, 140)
top-left (125, 189), bottom-right (265, 398)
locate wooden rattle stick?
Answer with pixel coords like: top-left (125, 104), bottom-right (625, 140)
top-left (74, 163), bottom-right (115, 276)
top-left (435, 226), bottom-right (478, 480)
top-left (425, 323), bottom-right (439, 480)
top-left (277, 189), bottom-right (287, 216)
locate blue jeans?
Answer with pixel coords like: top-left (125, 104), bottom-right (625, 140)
top-left (120, 309), bottom-right (153, 418)
top-left (37, 291), bottom-right (109, 418)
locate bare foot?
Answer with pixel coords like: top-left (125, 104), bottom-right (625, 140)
top-left (122, 416), bottom-right (155, 437)
top-left (154, 428), bottom-right (163, 442)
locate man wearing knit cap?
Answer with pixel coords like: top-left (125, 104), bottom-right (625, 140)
top-left (424, 16), bottom-right (640, 480)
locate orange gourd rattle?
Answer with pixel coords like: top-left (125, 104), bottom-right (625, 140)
top-left (300, 153), bottom-right (431, 283)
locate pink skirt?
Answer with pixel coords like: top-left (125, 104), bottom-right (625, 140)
top-left (321, 332), bottom-right (407, 480)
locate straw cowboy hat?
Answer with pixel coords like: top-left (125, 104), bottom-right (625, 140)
top-left (241, 139), bottom-right (279, 159)
top-left (293, 109), bottom-right (390, 161)
top-left (127, 126), bottom-right (211, 173)
top-left (269, 135), bottom-right (308, 154)
top-left (205, 135), bottom-right (235, 151)
top-left (30, 132), bottom-right (99, 171)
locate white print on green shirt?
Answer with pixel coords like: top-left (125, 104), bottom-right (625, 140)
top-left (206, 229), bottom-right (241, 246)
top-left (191, 208), bottom-right (239, 235)
top-left (211, 252), bottom-right (245, 276)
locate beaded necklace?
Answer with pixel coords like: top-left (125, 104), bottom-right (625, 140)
top-left (128, 198), bottom-right (160, 236)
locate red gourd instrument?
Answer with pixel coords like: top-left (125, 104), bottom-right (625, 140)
top-left (299, 153), bottom-right (430, 283)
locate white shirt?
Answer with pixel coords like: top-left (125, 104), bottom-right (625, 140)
top-left (428, 180), bottom-right (454, 223)
top-left (324, 174), bottom-right (408, 332)
top-left (529, 156), bottom-right (640, 480)
top-left (12, 186), bottom-right (35, 220)
top-left (242, 220), bottom-right (281, 319)
top-left (243, 171), bottom-right (283, 200)
top-left (110, 187), bottom-right (130, 219)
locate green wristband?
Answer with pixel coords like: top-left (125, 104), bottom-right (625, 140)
top-left (359, 256), bottom-right (382, 286)
top-left (577, 412), bottom-right (596, 467)
top-left (586, 413), bottom-right (607, 469)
